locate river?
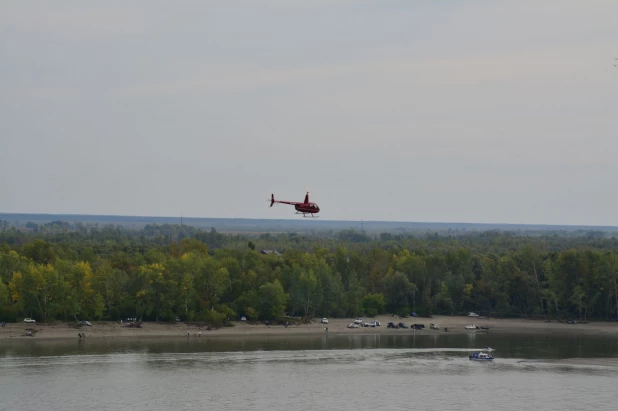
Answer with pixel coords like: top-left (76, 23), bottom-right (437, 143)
top-left (1, 333), bottom-right (617, 411)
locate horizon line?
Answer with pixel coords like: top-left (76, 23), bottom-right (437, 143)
top-left (1, 211), bottom-right (617, 230)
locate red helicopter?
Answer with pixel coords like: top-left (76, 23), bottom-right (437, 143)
top-left (270, 187), bottom-right (320, 218)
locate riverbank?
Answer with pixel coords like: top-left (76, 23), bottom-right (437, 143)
top-left (2, 315), bottom-right (617, 341)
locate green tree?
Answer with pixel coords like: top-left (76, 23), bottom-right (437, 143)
top-left (258, 280), bottom-right (287, 320)
top-left (135, 263), bottom-right (176, 321)
top-left (0, 250), bottom-right (22, 283)
top-left (0, 280), bottom-right (9, 310)
top-left (362, 293), bottom-right (386, 316)
top-left (295, 269), bottom-right (319, 317)
top-left (385, 271), bottom-right (417, 315)
top-left (22, 240), bottom-right (56, 265)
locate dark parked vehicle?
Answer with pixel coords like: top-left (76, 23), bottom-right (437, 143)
top-left (387, 322), bottom-right (398, 329)
top-left (412, 323), bottom-right (425, 329)
top-left (398, 322), bottom-right (408, 328)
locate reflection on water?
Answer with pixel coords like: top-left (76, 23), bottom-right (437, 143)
top-left (2, 332), bottom-right (617, 359)
top-left (1, 334), bottom-right (617, 411)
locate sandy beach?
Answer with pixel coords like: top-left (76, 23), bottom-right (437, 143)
top-left (2, 315), bottom-right (617, 341)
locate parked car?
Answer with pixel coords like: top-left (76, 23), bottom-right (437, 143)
top-left (398, 322), bottom-right (409, 328)
top-left (430, 323), bottom-right (440, 330)
top-left (387, 322), bottom-right (398, 329)
top-left (24, 318), bottom-right (36, 323)
top-left (468, 312), bottom-right (479, 317)
top-left (321, 318), bottom-right (329, 324)
top-left (241, 316), bottom-right (247, 321)
top-left (354, 318), bottom-right (363, 324)
top-left (412, 323), bottom-right (424, 330)
top-left (80, 320), bottom-right (92, 326)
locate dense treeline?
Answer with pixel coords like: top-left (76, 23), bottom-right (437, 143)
top-left (1, 225), bottom-right (618, 324)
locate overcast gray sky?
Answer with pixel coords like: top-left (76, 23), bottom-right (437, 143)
top-left (1, 0), bottom-right (617, 225)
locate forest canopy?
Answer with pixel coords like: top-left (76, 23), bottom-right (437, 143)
top-left (1, 223), bottom-right (618, 324)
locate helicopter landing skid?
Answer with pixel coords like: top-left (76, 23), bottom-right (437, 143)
top-left (295, 212), bottom-right (319, 218)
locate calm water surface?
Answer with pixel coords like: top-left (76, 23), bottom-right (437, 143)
top-left (1, 333), bottom-right (617, 411)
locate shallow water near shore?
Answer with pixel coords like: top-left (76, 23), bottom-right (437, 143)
top-left (1, 333), bottom-right (617, 411)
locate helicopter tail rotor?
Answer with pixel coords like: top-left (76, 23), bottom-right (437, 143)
top-left (270, 194), bottom-right (275, 207)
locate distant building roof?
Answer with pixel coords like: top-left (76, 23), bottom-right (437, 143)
top-left (261, 249), bottom-right (282, 256)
